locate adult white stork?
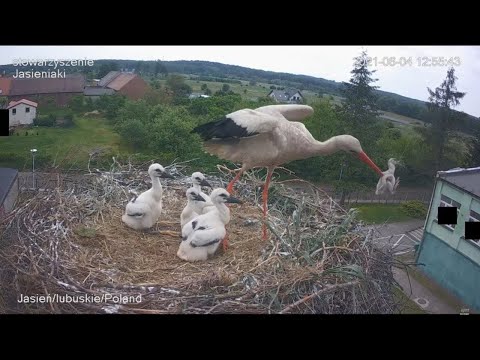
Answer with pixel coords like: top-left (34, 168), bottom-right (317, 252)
top-left (192, 104), bottom-right (385, 240)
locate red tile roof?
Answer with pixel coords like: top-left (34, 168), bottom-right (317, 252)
top-left (106, 73), bottom-right (137, 91)
top-left (7, 99), bottom-right (38, 109)
top-left (0, 77), bottom-right (12, 95)
top-left (7, 75), bottom-right (85, 96)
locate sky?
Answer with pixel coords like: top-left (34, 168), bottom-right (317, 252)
top-left (1, 46), bottom-right (479, 117)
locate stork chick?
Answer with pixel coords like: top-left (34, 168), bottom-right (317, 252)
top-left (180, 187), bottom-right (208, 228)
top-left (375, 158), bottom-right (400, 195)
top-left (121, 163), bottom-right (174, 230)
top-left (177, 188), bottom-right (242, 262)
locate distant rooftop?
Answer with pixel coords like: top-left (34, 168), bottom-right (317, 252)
top-left (437, 166), bottom-right (480, 199)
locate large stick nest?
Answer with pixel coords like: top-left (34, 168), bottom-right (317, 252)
top-left (0, 159), bottom-right (402, 314)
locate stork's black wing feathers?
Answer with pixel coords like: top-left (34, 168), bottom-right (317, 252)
top-left (192, 116), bottom-right (258, 141)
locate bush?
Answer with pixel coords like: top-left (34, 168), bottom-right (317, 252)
top-left (33, 114), bottom-right (56, 127)
top-left (400, 200), bottom-right (428, 218)
top-left (62, 111), bottom-right (74, 128)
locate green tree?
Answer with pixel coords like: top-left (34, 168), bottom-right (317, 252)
top-left (222, 84), bottom-right (230, 93)
top-left (201, 84), bottom-right (208, 91)
top-left (166, 74), bottom-right (192, 100)
top-left (97, 61), bottom-right (119, 78)
top-left (424, 67), bottom-right (466, 174)
top-left (68, 95), bottom-right (84, 112)
top-left (339, 50), bottom-right (380, 131)
top-left (135, 61), bottom-right (143, 75)
top-left (154, 60), bottom-right (168, 78)
top-left (0, 97), bottom-right (7, 108)
top-left (468, 123), bottom-right (480, 167)
top-left (336, 50), bottom-right (382, 205)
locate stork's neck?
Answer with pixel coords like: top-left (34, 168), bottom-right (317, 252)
top-left (214, 203), bottom-right (230, 224)
top-left (387, 161), bottom-right (396, 172)
top-left (192, 183), bottom-right (201, 191)
top-left (151, 176), bottom-right (163, 199)
top-left (310, 136), bottom-right (342, 156)
top-left (190, 200), bottom-right (206, 214)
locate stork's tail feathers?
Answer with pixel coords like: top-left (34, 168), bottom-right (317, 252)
top-left (393, 177), bottom-right (400, 193)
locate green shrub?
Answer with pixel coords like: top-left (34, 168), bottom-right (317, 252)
top-left (400, 200), bottom-right (428, 218)
top-left (62, 111), bottom-right (74, 127)
top-left (33, 114), bottom-right (56, 127)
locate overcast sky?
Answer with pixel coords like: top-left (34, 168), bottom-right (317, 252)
top-left (1, 46), bottom-right (479, 117)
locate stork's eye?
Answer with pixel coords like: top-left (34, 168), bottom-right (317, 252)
top-left (195, 177), bottom-right (201, 180)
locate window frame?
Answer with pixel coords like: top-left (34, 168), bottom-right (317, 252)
top-left (437, 194), bottom-right (461, 231)
top-left (467, 209), bottom-right (480, 246)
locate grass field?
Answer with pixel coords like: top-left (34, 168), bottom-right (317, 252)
top-left (151, 76), bottom-right (321, 103)
top-left (0, 117), bottom-right (129, 170)
top-left (352, 204), bottom-right (414, 224)
top-left (379, 111), bottom-right (425, 127)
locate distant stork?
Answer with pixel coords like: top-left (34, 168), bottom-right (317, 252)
top-left (192, 104), bottom-right (385, 240)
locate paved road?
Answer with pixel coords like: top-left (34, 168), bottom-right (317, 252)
top-left (363, 219), bottom-right (467, 314)
top-left (393, 267), bottom-right (459, 314)
top-left (365, 219), bottom-right (425, 256)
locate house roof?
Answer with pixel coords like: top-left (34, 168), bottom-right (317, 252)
top-left (269, 90), bottom-right (290, 101)
top-left (268, 88), bottom-right (303, 101)
top-left (0, 167), bottom-right (18, 205)
top-left (285, 88), bottom-right (303, 97)
top-left (98, 71), bottom-right (138, 91)
top-left (98, 71), bottom-right (122, 87)
top-left (0, 77), bottom-right (12, 95)
top-left (106, 73), bottom-right (137, 91)
top-left (83, 87), bottom-right (115, 96)
top-left (7, 76), bottom-right (85, 96)
top-left (437, 166), bottom-right (480, 199)
top-left (7, 99), bottom-right (38, 109)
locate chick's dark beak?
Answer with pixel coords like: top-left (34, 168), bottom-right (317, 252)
top-left (200, 179), bottom-right (212, 188)
top-left (160, 171), bottom-right (175, 179)
top-left (226, 196), bottom-right (242, 204)
top-left (193, 194), bottom-right (206, 202)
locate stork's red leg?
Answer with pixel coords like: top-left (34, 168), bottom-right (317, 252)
top-left (222, 232), bottom-right (229, 251)
top-left (227, 168), bottom-right (244, 194)
top-left (262, 168), bottom-right (275, 240)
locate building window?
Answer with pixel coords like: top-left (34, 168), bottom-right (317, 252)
top-left (468, 210), bottom-right (480, 245)
top-left (437, 194), bottom-right (461, 230)
top-left (12, 108), bottom-right (16, 115)
top-left (26, 107), bottom-right (30, 113)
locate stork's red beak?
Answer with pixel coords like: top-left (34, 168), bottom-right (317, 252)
top-left (358, 151), bottom-right (384, 177)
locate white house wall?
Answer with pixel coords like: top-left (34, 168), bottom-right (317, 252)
top-left (9, 103), bottom-right (37, 126)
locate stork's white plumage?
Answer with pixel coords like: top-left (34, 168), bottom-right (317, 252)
top-left (121, 163), bottom-right (174, 230)
top-left (177, 188), bottom-right (242, 262)
top-left (192, 104), bottom-right (385, 240)
top-left (180, 187), bottom-right (208, 228)
top-left (190, 171), bottom-right (216, 214)
top-left (375, 158), bottom-right (400, 195)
